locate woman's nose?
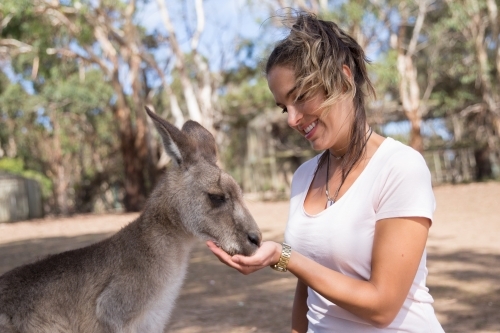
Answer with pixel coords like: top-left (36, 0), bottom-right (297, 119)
top-left (287, 108), bottom-right (303, 128)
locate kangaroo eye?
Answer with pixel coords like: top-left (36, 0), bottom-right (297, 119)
top-left (208, 193), bottom-right (226, 207)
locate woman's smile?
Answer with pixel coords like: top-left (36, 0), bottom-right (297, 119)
top-left (300, 121), bottom-right (318, 141)
top-left (303, 121), bottom-right (317, 136)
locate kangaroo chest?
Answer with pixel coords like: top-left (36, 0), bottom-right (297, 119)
top-left (132, 261), bottom-right (189, 332)
top-left (128, 245), bottom-right (192, 332)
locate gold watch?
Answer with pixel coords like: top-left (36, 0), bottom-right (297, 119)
top-left (271, 243), bottom-right (292, 272)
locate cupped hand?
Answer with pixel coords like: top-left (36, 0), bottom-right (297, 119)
top-left (206, 240), bottom-right (282, 275)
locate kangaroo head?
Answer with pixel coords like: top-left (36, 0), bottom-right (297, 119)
top-left (146, 107), bottom-right (261, 256)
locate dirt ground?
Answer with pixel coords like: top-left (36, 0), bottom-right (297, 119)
top-left (0, 182), bottom-right (499, 333)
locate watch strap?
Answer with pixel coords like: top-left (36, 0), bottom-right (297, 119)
top-left (270, 243), bottom-right (292, 272)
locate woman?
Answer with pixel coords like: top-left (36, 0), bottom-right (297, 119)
top-left (208, 12), bottom-right (444, 333)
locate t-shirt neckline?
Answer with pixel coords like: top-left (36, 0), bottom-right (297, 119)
top-left (301, 138), bottom-right (392, 217)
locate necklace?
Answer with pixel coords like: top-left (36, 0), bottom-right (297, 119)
top-left (325, 127), bottom-right (373, 208)
top-left (330, 152), bottom-right (343, 160)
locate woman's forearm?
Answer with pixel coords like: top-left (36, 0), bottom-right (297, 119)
top-left (287, 250), bottom-right (389, 327)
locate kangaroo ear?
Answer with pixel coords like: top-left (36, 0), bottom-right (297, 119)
top-left (181, 121), bottom-right (217, 165)
top-left (145, 107), bottom-right (193, 167)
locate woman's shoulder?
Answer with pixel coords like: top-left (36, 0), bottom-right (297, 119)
top-left (372, 138), bottom-right (432, 184)
top-left (377, 138), bottom-right (428, 168)
top-left (372, 138), bottom-right (435, 219)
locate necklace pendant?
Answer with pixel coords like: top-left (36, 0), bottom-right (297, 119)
top-left (326, 198), bottom-right (335, 207)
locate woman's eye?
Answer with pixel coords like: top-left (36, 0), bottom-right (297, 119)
top-left (281, 107), bottom-right (288, 114)
top-left (296, 94), bottom-right (305, 101)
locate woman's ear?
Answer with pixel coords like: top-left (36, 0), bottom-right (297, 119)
top-left (342, 64), bottom-right (353, 79)
top-left (341, 65), bottom-right (355, 95)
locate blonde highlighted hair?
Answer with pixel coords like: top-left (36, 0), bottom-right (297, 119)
top-left (265, 11), bottom-right (375, 179)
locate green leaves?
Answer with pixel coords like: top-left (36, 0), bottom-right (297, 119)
top-left (0, 158), bottom-right (52, 198)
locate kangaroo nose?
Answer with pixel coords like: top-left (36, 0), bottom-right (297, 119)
top-left (247, 232), bottom-right (261, 247)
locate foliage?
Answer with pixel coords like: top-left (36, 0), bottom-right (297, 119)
top-left (0, 158), bottom-right (52, 198)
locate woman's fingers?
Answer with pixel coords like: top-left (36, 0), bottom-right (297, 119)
top-left (206, 240), bottom-right (229, 260)
top-left (234, 241), bottom-right (280, 266)
top-left (206, 240), bottom-right (242, 269)
top-left (206, 240), bottom-right (281, 275)
top-left (206, 242), bottom-right (255, 274)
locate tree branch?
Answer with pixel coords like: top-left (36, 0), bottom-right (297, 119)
top-left (190, 0), bottom-right (205, 51)
top-left (408, 0), bottom-right (429, 56)
top-left (0, 39), bottom-right (33, 54)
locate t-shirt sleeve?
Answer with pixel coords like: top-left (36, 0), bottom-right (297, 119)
top-left (375, 148), bottom-right (436, 223)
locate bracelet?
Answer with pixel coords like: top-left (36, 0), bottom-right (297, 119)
top-left (270, 243), bottom-right (292, 272)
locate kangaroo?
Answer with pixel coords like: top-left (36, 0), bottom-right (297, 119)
top-left (0, 107), bottom-right (262, 333)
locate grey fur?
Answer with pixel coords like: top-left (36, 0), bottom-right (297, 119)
top-left (0, 108), bottom-right (261, 333)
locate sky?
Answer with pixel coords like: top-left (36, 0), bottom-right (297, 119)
top-left (138, 0), bottom-right (272, 72)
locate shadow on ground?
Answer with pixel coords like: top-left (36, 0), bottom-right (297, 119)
top-left (0, 233), bottom-right (114, 275)
top-left (1, 234), bottom-right (499, 332)
top-left (427, 251), bottom-right (500, 333)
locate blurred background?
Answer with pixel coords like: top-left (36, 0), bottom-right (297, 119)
top-left (0, 0), bottom-right (499, 220)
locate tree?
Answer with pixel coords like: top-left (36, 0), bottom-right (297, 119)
top-left (28, 0), bottom-right (167, 211)
top-left (1, 0), bottom-right (119, 214)
top-left (443, 0), bottom-right (500, 179)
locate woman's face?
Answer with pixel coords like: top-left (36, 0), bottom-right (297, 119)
top-left (267, 65), bottom-right (355, 154)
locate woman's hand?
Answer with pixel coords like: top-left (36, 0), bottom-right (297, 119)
top-left (206, 240), bottom-right (282, 275)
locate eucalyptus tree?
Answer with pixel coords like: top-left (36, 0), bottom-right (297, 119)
top-left (1, 0), bottom-right (119, 214)
top-left (28, 0), bottom-right (231, 210)
top-left (0, 68), bottom-right (116, 215)
top-left (36, 67), bottom-right (115, 214)
top-left (27, 0), bottom-right (158, 211)
top-left (442, 0), bottom-right (500, 179)
top-left (0, 0), bottom-right (63, 211)
top-left (367, 0), bottom-right (499, 178)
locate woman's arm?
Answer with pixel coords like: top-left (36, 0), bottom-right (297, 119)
top-left (289, 216), bottom-right (430, 328)
top-left (291, 280), bottom-right (309, 333)
top-left (208, 216), bottom-right (430, 328)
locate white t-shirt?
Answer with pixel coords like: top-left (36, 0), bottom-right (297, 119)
top-left (284, 138), bottom-right (445, 333)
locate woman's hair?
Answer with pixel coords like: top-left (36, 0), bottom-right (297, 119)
top-left (265, 11), bottom-right (375, 181)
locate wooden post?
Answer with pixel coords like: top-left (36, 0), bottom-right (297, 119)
top-left (433, 151), bottom-right (442, 183)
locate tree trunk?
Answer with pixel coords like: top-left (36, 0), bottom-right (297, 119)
top-left (120, 128), bottom-right (147, 212)
top-left (409, 115), bottom-right (423, 153)
top-left (393, 0), bottom-right (430, 154)
top-left (111, 72), bottom-right (147, 212)
top-left (6, 135), bottom-right (17, 158)
top-left (467, 0), bottom-right (500, 161)
top-left (474, 145), bottom-right (493, 180)
top-left (55, 163), bottom-right (68, 215)
top-left (398, 52), bottom-right (424, 153)
top-left (486, 0), bottom-right (500, 83)
top-left (50, 108), bottom-right (69, 215)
